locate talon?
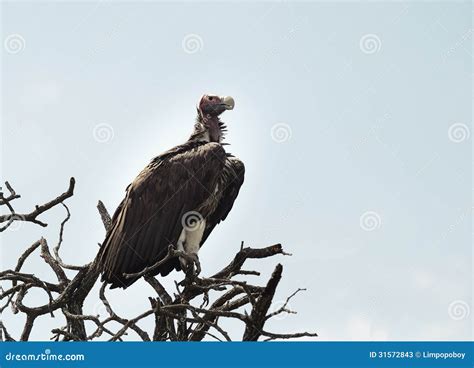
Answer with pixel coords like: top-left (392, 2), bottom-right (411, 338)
top-left (180, 253), bottom-right (201, 280)
top-left (186, 253), bottom-right (201, 276)
top-left (192, 254), bottom-right (201, 276)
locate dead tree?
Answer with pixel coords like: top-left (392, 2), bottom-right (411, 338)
top-left (0, 178), bottom-right (317, 341)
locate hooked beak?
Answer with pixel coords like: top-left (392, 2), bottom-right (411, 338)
top-left (221, 96), bottom-right (235, 110)
top-left (199, 95), bottom-right (235, 116)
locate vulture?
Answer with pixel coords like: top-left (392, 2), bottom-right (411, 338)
top-left (98, 94), bottom-right (245, 288)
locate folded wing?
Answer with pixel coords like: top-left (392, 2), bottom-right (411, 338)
top-left (99, 142), bottom-right (227, 288)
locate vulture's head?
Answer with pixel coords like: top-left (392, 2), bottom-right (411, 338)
top-left (198, 94), bottom-right (235, 117)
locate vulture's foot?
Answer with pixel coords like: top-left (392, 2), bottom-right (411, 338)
top-left (180, 252), bottom-right (201, 284)
top-left (185, 253), bottom-right (201, 277)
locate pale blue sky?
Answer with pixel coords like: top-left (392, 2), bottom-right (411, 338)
top-left (1, 0), bottom-right (472, 341)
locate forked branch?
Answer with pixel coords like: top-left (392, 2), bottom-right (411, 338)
top-left (0, 178), bottom-right (317, 341)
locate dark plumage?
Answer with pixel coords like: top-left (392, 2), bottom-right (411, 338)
top-left (98, 94), bottom-right (244, 288)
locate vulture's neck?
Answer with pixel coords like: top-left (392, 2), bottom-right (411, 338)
top-left (189, 113), bottom-right (227, 144)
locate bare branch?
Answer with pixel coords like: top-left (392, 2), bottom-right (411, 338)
top-left (261, 330), bottom-right (318, 341)
top-left (97, 200), bottom-right (112, 231)
top-left (1, 177), bottom-right (317, 342)
top-left (243, 264), bottom-right (283, 341)
top-left (0, 181), bottom-right (21, 204)
top-left (0, 178), bottom-right (75, 230)
top-left (212, 244), bottom-right (290, 280)
top-left (52, 203), bottom-right (85, 271)
top-left (265, 288), bottom-right (305, 321)
top-left (0, 320), bottom-right (15, 341)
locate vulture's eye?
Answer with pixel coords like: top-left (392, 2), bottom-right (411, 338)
top-left (209, 96), bottom-right (214, 101)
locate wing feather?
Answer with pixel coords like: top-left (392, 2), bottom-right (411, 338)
top-left (99, 142), bottom-right (226, 288)
top-left (201, 155), bottom-right (245, 245)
